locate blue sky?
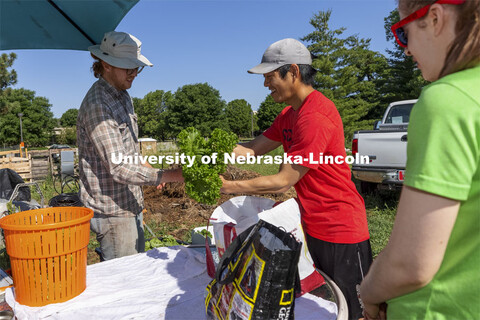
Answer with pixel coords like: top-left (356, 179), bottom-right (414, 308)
top-left (5, 0), bottom-right (397, 118)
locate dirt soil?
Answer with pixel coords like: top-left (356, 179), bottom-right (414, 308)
top-left (87, 165), bottom-right (296, 264)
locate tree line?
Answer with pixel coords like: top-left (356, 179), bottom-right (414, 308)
top-left (0, 9), bottom-right (426, 148)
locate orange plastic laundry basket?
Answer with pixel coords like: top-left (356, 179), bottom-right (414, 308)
top-left (0, 207), bottom-right (93, 307)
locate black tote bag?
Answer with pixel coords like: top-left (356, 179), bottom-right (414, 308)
top-left (205, 219), bottom-right (301, 320)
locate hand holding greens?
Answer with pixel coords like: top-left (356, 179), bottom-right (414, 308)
top-left (177, 127), bottom-right (238, 205)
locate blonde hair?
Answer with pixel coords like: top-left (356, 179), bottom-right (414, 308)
top-left (399, 0), bottom-right (480, 78)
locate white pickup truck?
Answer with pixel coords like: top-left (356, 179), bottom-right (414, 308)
top-left (351, 99), bottom-right (417, 193)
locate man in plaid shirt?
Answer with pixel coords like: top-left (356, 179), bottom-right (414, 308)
top-left (77, 31), bottom-right (183, 261)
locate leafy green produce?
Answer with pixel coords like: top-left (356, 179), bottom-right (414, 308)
top-left (145, 235), bottom-right (180, 251)
top-left (177, 127), bottom-right (238, 205)
top-left (197, 229), bottom-right (213, 239)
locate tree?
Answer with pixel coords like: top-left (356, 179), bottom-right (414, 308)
top-left (60, 108), bottom-right (78, 127)
top-left (0, 53), bottom-right (56, 147)
top-left (256, 95), bottom-right (287, 131)
top-left (225, 99), bottom-right (257, 137)
top-left (57, 126), bottom-right (77, 145)
top-left (134, 90), bottom-right (173, 141)
top-left (0, 53), bottom-right (17, 92)
top-left (0, 89), bottom-right (55, 147)
top-left (0, 53), bottom-right (18, 116)
top-left (334, 35), bottom-right (389, 140)
top-left (376, 9), bottom-right (428, 118)
top-left (166, 83), bottom-right (228, 137)
top-left (302, 10), bottom-right (388, 142)
top-left (302, 10), bottom-right (345, 101)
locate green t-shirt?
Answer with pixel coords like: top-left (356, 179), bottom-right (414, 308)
top-left (387, 64), bottom-right (480, 319)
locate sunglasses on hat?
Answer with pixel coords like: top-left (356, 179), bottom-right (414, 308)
top-left (391, 0), bottom-right (465, 48)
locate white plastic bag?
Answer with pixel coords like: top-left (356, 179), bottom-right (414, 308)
top-left (208, 196), bottom-right (325, 295)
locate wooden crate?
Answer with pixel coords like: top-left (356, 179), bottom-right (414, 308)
top-left (29, 148), bottom-right (79, 180)
top-left (0, 154), bottom-right (33, 181)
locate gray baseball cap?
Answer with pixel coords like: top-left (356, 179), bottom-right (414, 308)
top-left (248, 38), bottom-right (312, 74)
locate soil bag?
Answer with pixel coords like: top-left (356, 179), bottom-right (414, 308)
top-left (205, 219), bottom-right (301, 320)
top-left (208, 196), bottom-right (325, 295)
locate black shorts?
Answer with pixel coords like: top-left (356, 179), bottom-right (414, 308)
top-left (305, 234), bottom-right (373, 320)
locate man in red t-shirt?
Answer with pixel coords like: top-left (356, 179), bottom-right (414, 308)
top-left (220, 38), bottom-right (372, 320)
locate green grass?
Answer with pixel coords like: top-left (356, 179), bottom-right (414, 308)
top-left (143, 220), bottom-right (197, 244)
top-left (233, 146), bottom-right (284, 176)
top-left (29, 174), bottom-right (80, 205)
top-left (31, 174), bottom-right (57, 203)
top-left (364, 191), bottom-right (399, 257)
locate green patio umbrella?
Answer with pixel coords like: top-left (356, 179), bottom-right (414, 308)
top-left (0, 0), bottom-right (139, 50)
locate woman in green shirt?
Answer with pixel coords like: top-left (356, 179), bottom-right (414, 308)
top-left (359, 0), bottom-right (480, 319)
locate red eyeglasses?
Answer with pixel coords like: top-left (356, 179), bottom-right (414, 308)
top-left (391, 0), bottom-right (465, 48)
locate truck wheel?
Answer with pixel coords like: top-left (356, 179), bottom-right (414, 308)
top-left (360, 181), bottom-right (378, 195)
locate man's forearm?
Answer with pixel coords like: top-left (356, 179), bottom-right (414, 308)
top-left (110, 162), bottom-right (163, 186)
top-left (233, 143), bottom-right (256, 157)
top-left (221, 175), bottom-right (291, 195)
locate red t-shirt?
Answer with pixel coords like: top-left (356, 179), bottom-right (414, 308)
top-left (263, 90), bottom-right (369, 243)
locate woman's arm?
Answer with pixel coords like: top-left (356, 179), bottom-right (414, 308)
top-left (360, 186), bottom-right (460, 319)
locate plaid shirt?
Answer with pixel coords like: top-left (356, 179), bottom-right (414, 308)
top-left (77, 77), bottom-right (162, 217)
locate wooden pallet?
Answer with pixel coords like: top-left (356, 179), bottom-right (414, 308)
top-left (0, 153), bottom-right (33, 181)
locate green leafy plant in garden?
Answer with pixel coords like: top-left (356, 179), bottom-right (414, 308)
top-left (177, 127), bottom-right (238, 205)
top-left (145, 235), bottom-right (179, 251)
top-left (196, 229), bottom-right (212, 239)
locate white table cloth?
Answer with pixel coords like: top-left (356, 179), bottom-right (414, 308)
top-left (6, 246), bottom-right (337, 319)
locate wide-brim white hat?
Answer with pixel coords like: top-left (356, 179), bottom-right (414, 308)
top-left (88, 31), bottom-right (152, 69)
